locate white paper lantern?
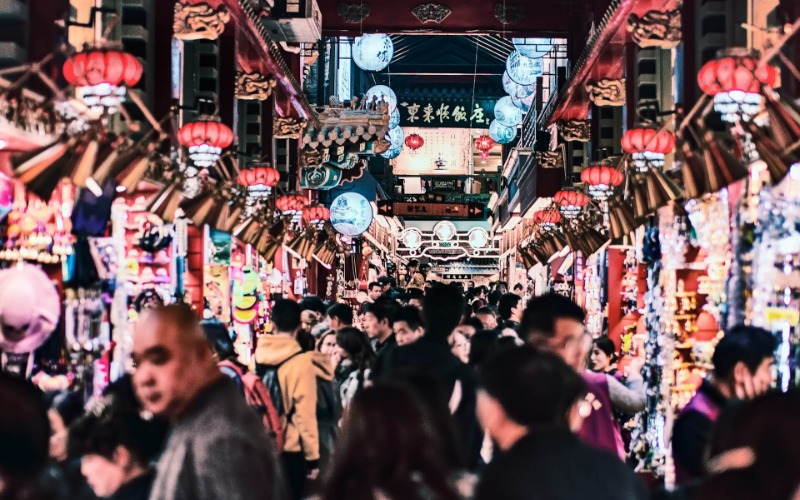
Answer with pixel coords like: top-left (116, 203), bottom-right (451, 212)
top-left (365, 85), bottom-right (397, 112)
top-left (502, 71), bottom-right (535, 99)
top-left (388, 108), bottom-right (400, 129)
top-left (512, 38), bottom-right (553, 59)
top-left (494, 97), bottom-right (524, 127)
top-left (506, 50), bottom-right (544, 86)
top-left (387, 125), bottom-right (404, 148)
top-left (330, 192), bottom-right (374, 236)
top-left (381, 144), bottom-right (402, 159)
top-left (511, 93), bottom-right (535, 112)
top-left (353, 34), bottom-right (394, 72)
top-left (489, 120), bottom-right (517, 145)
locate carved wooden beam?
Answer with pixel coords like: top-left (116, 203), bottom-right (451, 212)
top-left (235, 72), bottom-right (277, 101)
top-left (558, 119), bottom-right (591, 142)
top-left (173, 1), bottom-right (231, 41)
top-left (536, 151), bottom-right (562, 169)
top-left (337, 2), bottom-right (370, 23)
top-left (627, 9), bottom-right (681, 49)
top-left (274, 117), bottom-right (308, 139)
top-left (411, 4), bottom-right (452, 24)
top-left (585, 78), bottom-right (626, 107)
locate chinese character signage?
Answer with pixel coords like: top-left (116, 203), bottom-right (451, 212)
top-left (398, 98), bottom-right (494, 128)
top-left (378, 200), bottom-right (485, 219)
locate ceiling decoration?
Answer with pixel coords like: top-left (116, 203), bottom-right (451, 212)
top-left (627, 9), bottom-right (682, 49)
top-left (234, 72), bottom-right (277, 101)
top-left (411, 3), bottom-right (452, 24)
top-left (493, 4), bottom-right (526, 24)
top-left (584, 78), bottom-right (626, 106)
top-left (336, 2), bottom-right (371, 23)
top-left (173, 2), bottom-right (231, 41)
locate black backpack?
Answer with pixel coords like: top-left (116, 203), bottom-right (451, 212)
top-left (256, 352), bottom-right (301, 417)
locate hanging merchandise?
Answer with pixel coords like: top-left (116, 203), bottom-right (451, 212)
top-left (506, 50), bottom-right (544, 86)
top-left (502, 71), bottom-right (536, 99)
top-left (489, 119), bottom-right (517, 144)
top-left (178, 119), bottom-right (234, 168)
top-left (352, 34), bottom-right (394, 72)
top-left (494, 97), bottom-right (524, 127)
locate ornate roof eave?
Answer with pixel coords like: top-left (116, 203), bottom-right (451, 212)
top-left (230, 0), bottom-right (320, 127)
top-left (302, 108), bottom-right (389, 150)
top-left (544, 0), bottom-right (681, 126)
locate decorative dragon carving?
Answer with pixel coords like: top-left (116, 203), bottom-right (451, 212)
top-left (273, 117), bottom-right (307, 139)
top-left (584, 78), bottom-right (626, 107)
top-left (235, 72), bottom-right (277, 101)
top-left (300, 148), bottom-right (325, 168)
top-left (536, 151), bottom-right (562, 169)
top-left (173, 2), bottom-right (230, 41)
top-left (493, 4), bottom-right (526, 24)
top-left (627, 9), bottom-right (682, 49)
top-left (411, 4), bottom-right (452, 24)
top-left (337, 2), bottom-right (370, 23)
top-left (558, 119), bottom-right (591, 142)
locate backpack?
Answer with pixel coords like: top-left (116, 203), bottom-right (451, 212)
top-left (256, 352), bottom-right (302, 419)
top-left (218, 360), bottom-right (285, 452)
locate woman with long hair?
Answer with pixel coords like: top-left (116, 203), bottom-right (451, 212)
top-left (334, 327), bottom-right (376, 410)
top-left (590, 336), bottom-right (619, 375)
top-left (320, 383), bottom-right (461, 500)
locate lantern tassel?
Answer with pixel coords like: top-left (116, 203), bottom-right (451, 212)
top-left (747, 125), bottom-right (790, 183)
top-left (146, 183), bottom-right (184, 223)
top-left (114, 155), bottom-right (152, 193)
top-left (69, 139), bottom-right (100, 188)
top-left (632, 179), bottom-right (650, 219)
top-left (675, 143), bottom-right (706, 199)
top-left (702, 133), bottom-right (748, 192)
top-left (763, 90), bottom-right (800, 150)
top-left (233, 216), bottom-right (264, 244)
top-left (13, 138), bottom-right (72, 184)
top-left (312, 240), bottom-right (338, 269)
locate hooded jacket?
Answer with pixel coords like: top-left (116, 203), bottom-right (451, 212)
top-left (256, 335), bottom-right (327, 463)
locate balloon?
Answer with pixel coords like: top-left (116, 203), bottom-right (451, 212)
top-left (352, 34), bottom-right (394, 72)
top-left (494, 97), bottom-right (524, 127)
top-left (502, 71), bottom-right (535, 99)
top-left (489, 120), bottom-right (517, 145)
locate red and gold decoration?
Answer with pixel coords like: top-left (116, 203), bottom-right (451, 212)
top-left (237, 163), bottom-right (280, 204)
top-left (63, 47), bottom-right (143, 114)
top-left (404, 133), bottom-right (424, 153)
top-left (621, 126), bottom-right (676, 171)
top-left (581, 164), bottom-right (624, 200)
top-left (554, 189), bottom-right (589, 219)
top-left (178, 119), bottom-right (234, 168)
top-left (276, 192), bottom-right (308, 218)
top-left (474, 134), bottom-right (495, 159)
top-left (532, 209), bottom-right (562, 230)
top-left (302, 204), bottom-right (331, 229)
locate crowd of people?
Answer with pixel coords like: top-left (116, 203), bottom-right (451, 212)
top-left (1, 277), bottom-right (799, 500)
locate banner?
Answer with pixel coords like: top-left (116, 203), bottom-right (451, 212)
top-left (398, 98), bottom-right (494, 128)
top-left (378, 200), bottom-right (484, 219)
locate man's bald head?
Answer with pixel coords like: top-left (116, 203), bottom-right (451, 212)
top-left (132, 304), bottom-right (220, 420)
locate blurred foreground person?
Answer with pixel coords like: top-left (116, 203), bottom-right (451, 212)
top-left (0, 373), bottom-right (51, 500)
top-left (475, 347), bottom-right (647, 500)
top-left (521, 293), bottom-right (645, 459)
top-left (47, 391), bottom-right (95, 500)
top-left (132, 304), bottom-right (285, 500)
top-left (671, 324), bottom-right (776, 485)
top-left (319, 383), bottom-right (463, 500)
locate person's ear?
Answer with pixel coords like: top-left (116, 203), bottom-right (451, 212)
top-left (732, 361), bottom-right (751, 385)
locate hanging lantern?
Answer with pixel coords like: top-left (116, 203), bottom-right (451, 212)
top-left (178, 120), bottom-right (234, 168)
top-left (404, 133), bottom-right (424, 153)
top-left (511, 93), bottom-right (535, 112)
top-left (502, 71), bottom-right (536, 99)
top-left (388, 108), bottom-right (401, 129)
top-left (365, 85), bottom-right (397, 112)
top-left (512, 38), bottom-right (553, 59)
top-left (237, 164), bottom-right (280, 201)
top-left (63, 48), bottom-right (142, 113)
top-left (697, 48), bottom-right (777, 122)
top-left (554, 189), bottom-right (589, 218)
top-left (533, 209), bottom-right (562, 230)
top-left (621, 126), bottom-right (676, 171)
top-left (381, 126), bottom-right (404, 159)
top-left (352, 34), bottom-right (394, 72)
top-left (302, 205), bottom-right (331, 228)
top-left (506, 50), bottom-right (543, 86)
top-left (474, 134), bottom-right (495, 154)
top-left (489, 120), bottom-right (517, 145)
top-left (494, 97), bottom-right (524, 127)
top-left (581, 164), bottom-right (625, 200)
top-left (276, 193), bottom-right (308, 218)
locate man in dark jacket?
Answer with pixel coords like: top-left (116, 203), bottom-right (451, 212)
top-left (363, 297), bottom-right (399, 355)
top-left (132, 304), bottom-right (285, 500)
top-left (475, 346), bottom-right (648, 500)
top-left (497, 293), bottom-right (523, 333)
top-left (672, 324), bottom-right (776, 485)
top-left (372, 284), bottom-right (482, 468)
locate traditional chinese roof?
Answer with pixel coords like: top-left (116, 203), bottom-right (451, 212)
top-left (302, 108), bottom-right (388, 150)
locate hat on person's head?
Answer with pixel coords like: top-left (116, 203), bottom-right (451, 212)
top-left (0, 264), bottom-right (60, 354)
top-left (377, 276), bottom-right (392, 286)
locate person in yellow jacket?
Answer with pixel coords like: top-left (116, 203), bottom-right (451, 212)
top-left (255, 299), bottom-right (333, 500)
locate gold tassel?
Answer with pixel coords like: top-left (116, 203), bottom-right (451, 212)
top-left (518, 247), bottom-right (538, 268)
top-left (763, 90), bottom-right (800, 150)
top-left (676, 144), bottom-right (705, 200)
top-left (180, 191), bottom-right (217, 228)
top-left (747, 124), bottom-right (790, 183)
top-left (233, 217), bottom-right (263, 244)
top-left (286, 231), bottom-right (316, 261)
top-left (632, 179), bottom-right (650, 219)
top-left (703, 133), bottom-right (748, 192)
top-left (608, 198), bottom-right (638, 240)
top-left (651, 168), bottom-right (683, 201)
top-left (13, 139), bottom-right (73, 184)
top-left (114, 155), bottom-right (151, 193)
top-left (312, 240), bottom-right (338, 269)
top-left (90, 146), bottom-right (140, 192)
top-left (211, 201), bottom-right (243, 233)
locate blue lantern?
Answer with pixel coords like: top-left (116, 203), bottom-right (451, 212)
top-left (365, 85), bottom-right (397, 112)
top-left (489, 120), bottom-right (517, 145)
top-left (512, 38), bottom-right (553, 59)
top-left (511, 93), bottom-right (535, 112)
top-left (381, 126), bottom-right (404, 159)
top-left (502, 71), bottom-right (535, 99)
top-left (381, 144), bottom-right (402, 159)
top-left (353, 34), bottom-right (394, 72)
top-left (388, 108), bottom-right (400, 129)
top-left (506, 50), bottom-right (543, 86)
top-left (494, 97), bottom-right (524, 127)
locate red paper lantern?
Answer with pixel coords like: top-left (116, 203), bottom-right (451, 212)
top-left (554, 189), bottom-right (589, 218)
top-left (697, 50), bottom-right (777, 97)
top-left (237, 166), bottom-right (280, 188)
top-left (302, 205), bottom-right (330, 226)
top-left (533, 210), bottom-right (562, 227)
top-left (404, 133), bottom-right (424, 152)
top-left (474, 134), bottom-right (495, 153)
top-left (276, 193), bottom-right (308, 215)
top-left (178, 120), bottom-right (234, 167)
top-left (581, 164), bottom-right (624, 200)
top-left (62, 48), bottom-right (142, 113)
top-left (621, 127), bottom-right (675, 155)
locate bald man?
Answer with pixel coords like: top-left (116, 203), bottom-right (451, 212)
top-left (132, 304), bottom-right (286, 500)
